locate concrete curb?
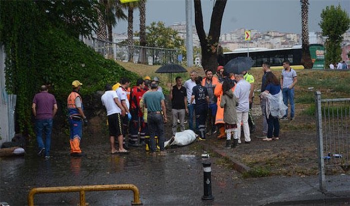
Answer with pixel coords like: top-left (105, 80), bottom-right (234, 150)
top-left (199, 141), bottom-right (251, 173)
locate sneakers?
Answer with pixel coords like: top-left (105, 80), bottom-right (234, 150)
top-left (37, 148), bottom-right (45, 157)
top-left (290, 117), bottom-right (294, 121)
top-left (262, 138), bottom-right (273, 141)
top-left (257, 135), bottom-right (267, 139)
top-left (280, 117), bottom-right (288, 120)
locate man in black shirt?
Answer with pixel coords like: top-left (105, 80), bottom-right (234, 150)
top-left (170, 77), bottom-right (188, 136)
top-left (191, 76), bottom-right (209, 139)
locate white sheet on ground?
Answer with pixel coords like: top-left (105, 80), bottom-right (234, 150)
top-left (164, 130), bottom-right (196, 147)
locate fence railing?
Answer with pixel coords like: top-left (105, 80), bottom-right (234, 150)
top-left (90, 38), bottom-right (180, 65)
top-left (315, 91), bottom-right (350, 192)
top-left (28, 184), bottom-right (142, 206)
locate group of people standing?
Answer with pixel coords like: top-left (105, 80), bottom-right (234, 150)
top-left (31, 60), bottom-right (298, 158)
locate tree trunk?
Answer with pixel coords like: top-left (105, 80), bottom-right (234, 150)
top-left (107, 23), bottom-right (114, 59)
top-left (139, 0), bottom-right (147, 64)
top-left (301, 0), bottom-right (313, 69)
top-left (96, 1), bottom-right (107, 41)
top-left (127, 7), bottom-right (134, 62)
top-left (194, 0), bottom-right (227, 72)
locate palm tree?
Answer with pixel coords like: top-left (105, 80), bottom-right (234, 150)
top-left (96, 4), bottom-right (107, 41)
top-left (122, 1), bottom-right (139, 62)
top-left (98, 0), bottom-right (126, 58)
top-left (138, 0), bottom-right (147, 63)
top-left (301, 0), bottom-right (313, 69)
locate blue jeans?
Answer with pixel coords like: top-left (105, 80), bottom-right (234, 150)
top-left (35, 119), bottom-right (53, 156)
top-left (147, 113), bottom-right (165, 152)
top-left (266, 114), bottom-right (279, 138)
top-left (195, 104), bottom-right (207, 138)
top-left (187, 104), bottom-right (198, 131)
top-left (282, 88), bottom-right (295, 118)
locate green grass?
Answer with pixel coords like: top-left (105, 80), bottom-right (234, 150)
top-left (242, 166), bottom-right (271, 178)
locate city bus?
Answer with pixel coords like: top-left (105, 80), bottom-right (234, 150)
top-left (223, 44), bottom-right (325, 69)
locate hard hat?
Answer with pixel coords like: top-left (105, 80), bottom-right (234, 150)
top-left (153, 77), bottom-right (160, 82)
top-left (144, 76), bottom-right (151, 80)
top-left (72, 80), bottom-right (83, 88)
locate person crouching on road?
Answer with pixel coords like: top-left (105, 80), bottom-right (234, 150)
top-left (143, 80), bottom-right (167, 155)
top-left (191, 76), bottom-right (209, 140)
top-left (220, 79), bottom-right (238, 148)
top-left (67, 80), bottom-right (88, 157)
top-left (101, 84), bottom-right (128, 154)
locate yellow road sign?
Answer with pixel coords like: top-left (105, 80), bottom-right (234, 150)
top-left (245, 30), bottom-right (251, 41)
top-left (120, 0), bottom-right (139, 3)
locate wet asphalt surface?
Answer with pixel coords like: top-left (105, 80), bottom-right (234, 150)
top-left (1, 131), bottom-right (349, 206)
top-left (0, 138), bottom-right (240, 206)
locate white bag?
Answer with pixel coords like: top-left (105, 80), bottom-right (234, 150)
top-left (164, 130), bottom-right (196, 147)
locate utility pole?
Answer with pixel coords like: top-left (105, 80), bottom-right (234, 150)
top-left (185, 0), bottom-right (193, 67)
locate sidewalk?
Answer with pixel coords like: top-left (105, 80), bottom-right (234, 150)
top-left (200, 140), bottom-right (350, 205)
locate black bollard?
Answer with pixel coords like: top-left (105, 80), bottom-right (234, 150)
top-left (202, 162), bottom-right (214, 200)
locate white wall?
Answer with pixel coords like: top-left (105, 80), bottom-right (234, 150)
top-left (0, 45), bottom-right (16, 145)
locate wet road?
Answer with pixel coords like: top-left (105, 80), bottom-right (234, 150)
top-left (0, 141), bottom-right (239, 206)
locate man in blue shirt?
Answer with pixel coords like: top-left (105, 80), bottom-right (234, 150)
top-left (191, 77), bottom-right (209, 139)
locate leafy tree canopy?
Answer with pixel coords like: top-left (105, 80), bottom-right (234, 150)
top-left (138, 21), bottom-right (184, 49)
top-left (319, 5), bottom-right (350, 66)
top-left (319, 5), bottom-right (350, 41)
top-left (35, 0), bottom-right (100, 38)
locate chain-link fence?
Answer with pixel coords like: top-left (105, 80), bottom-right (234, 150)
top-left (91, 38), bottom-right (180, 65)
top-left (315, 91), bottom-right (350, 192)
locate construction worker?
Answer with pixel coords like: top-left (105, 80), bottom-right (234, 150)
top-left (144, 76), bottom-right (151, 90)
top-left (67, 80), bottom-right (88, 157)
top-left (129, 78), bottom-right (146, 146)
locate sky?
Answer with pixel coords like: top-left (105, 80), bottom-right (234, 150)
top-left (113, 0), bottom-right (350, 35)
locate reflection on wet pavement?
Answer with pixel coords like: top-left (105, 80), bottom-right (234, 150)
top-left (0, 144), bottom-right (238, 205)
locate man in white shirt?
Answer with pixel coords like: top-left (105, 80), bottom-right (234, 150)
top-left (184, 71), bottom-right (197, 131)
top-left (329, 63), bottom-right (334, 70)
top-left (234, 73), bottom-right (251, 144)
top-left (337, 62), bottom-right (343, 70)
top-left (116, 78), bottom-right (131, 147)
top-left (101, 84), bottom-right (127, 154)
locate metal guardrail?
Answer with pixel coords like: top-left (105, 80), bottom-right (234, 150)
top-left (315, 91), bottom-right (350, 192)
top-left (28, 184), bottom-right (142, 206)
top-left (91, 38), bottom-right (180, 65)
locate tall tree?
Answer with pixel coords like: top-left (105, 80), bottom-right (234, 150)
top-left (138, 0), bottom-right (147, 63)
top-left (194, 0), bottom-right (227, 72)
top-left (301, 0), bottom-right (313, 69)
top-left (96, 1), bottom-right (108, 41)
top-left (319, 5), bottom-right (350, 67)
top-left (122, 1), bottom-right (139, 62)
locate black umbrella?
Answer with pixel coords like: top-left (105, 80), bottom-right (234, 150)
top-left (155, 63), bottom-right (187, 85)
top-left (224, 57), bottom-right (254, 74)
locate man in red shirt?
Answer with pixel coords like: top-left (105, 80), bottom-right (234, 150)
top-left (129, 78), bottom-right (146, 146)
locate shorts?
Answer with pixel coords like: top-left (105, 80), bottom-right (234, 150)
top-left (225, 124), bottom-right (237, 130)
top-left (108, 113), bottom-right (123, 137)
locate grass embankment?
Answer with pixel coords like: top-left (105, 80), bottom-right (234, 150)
top-left (119, 62), bottom-right (350, 177)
